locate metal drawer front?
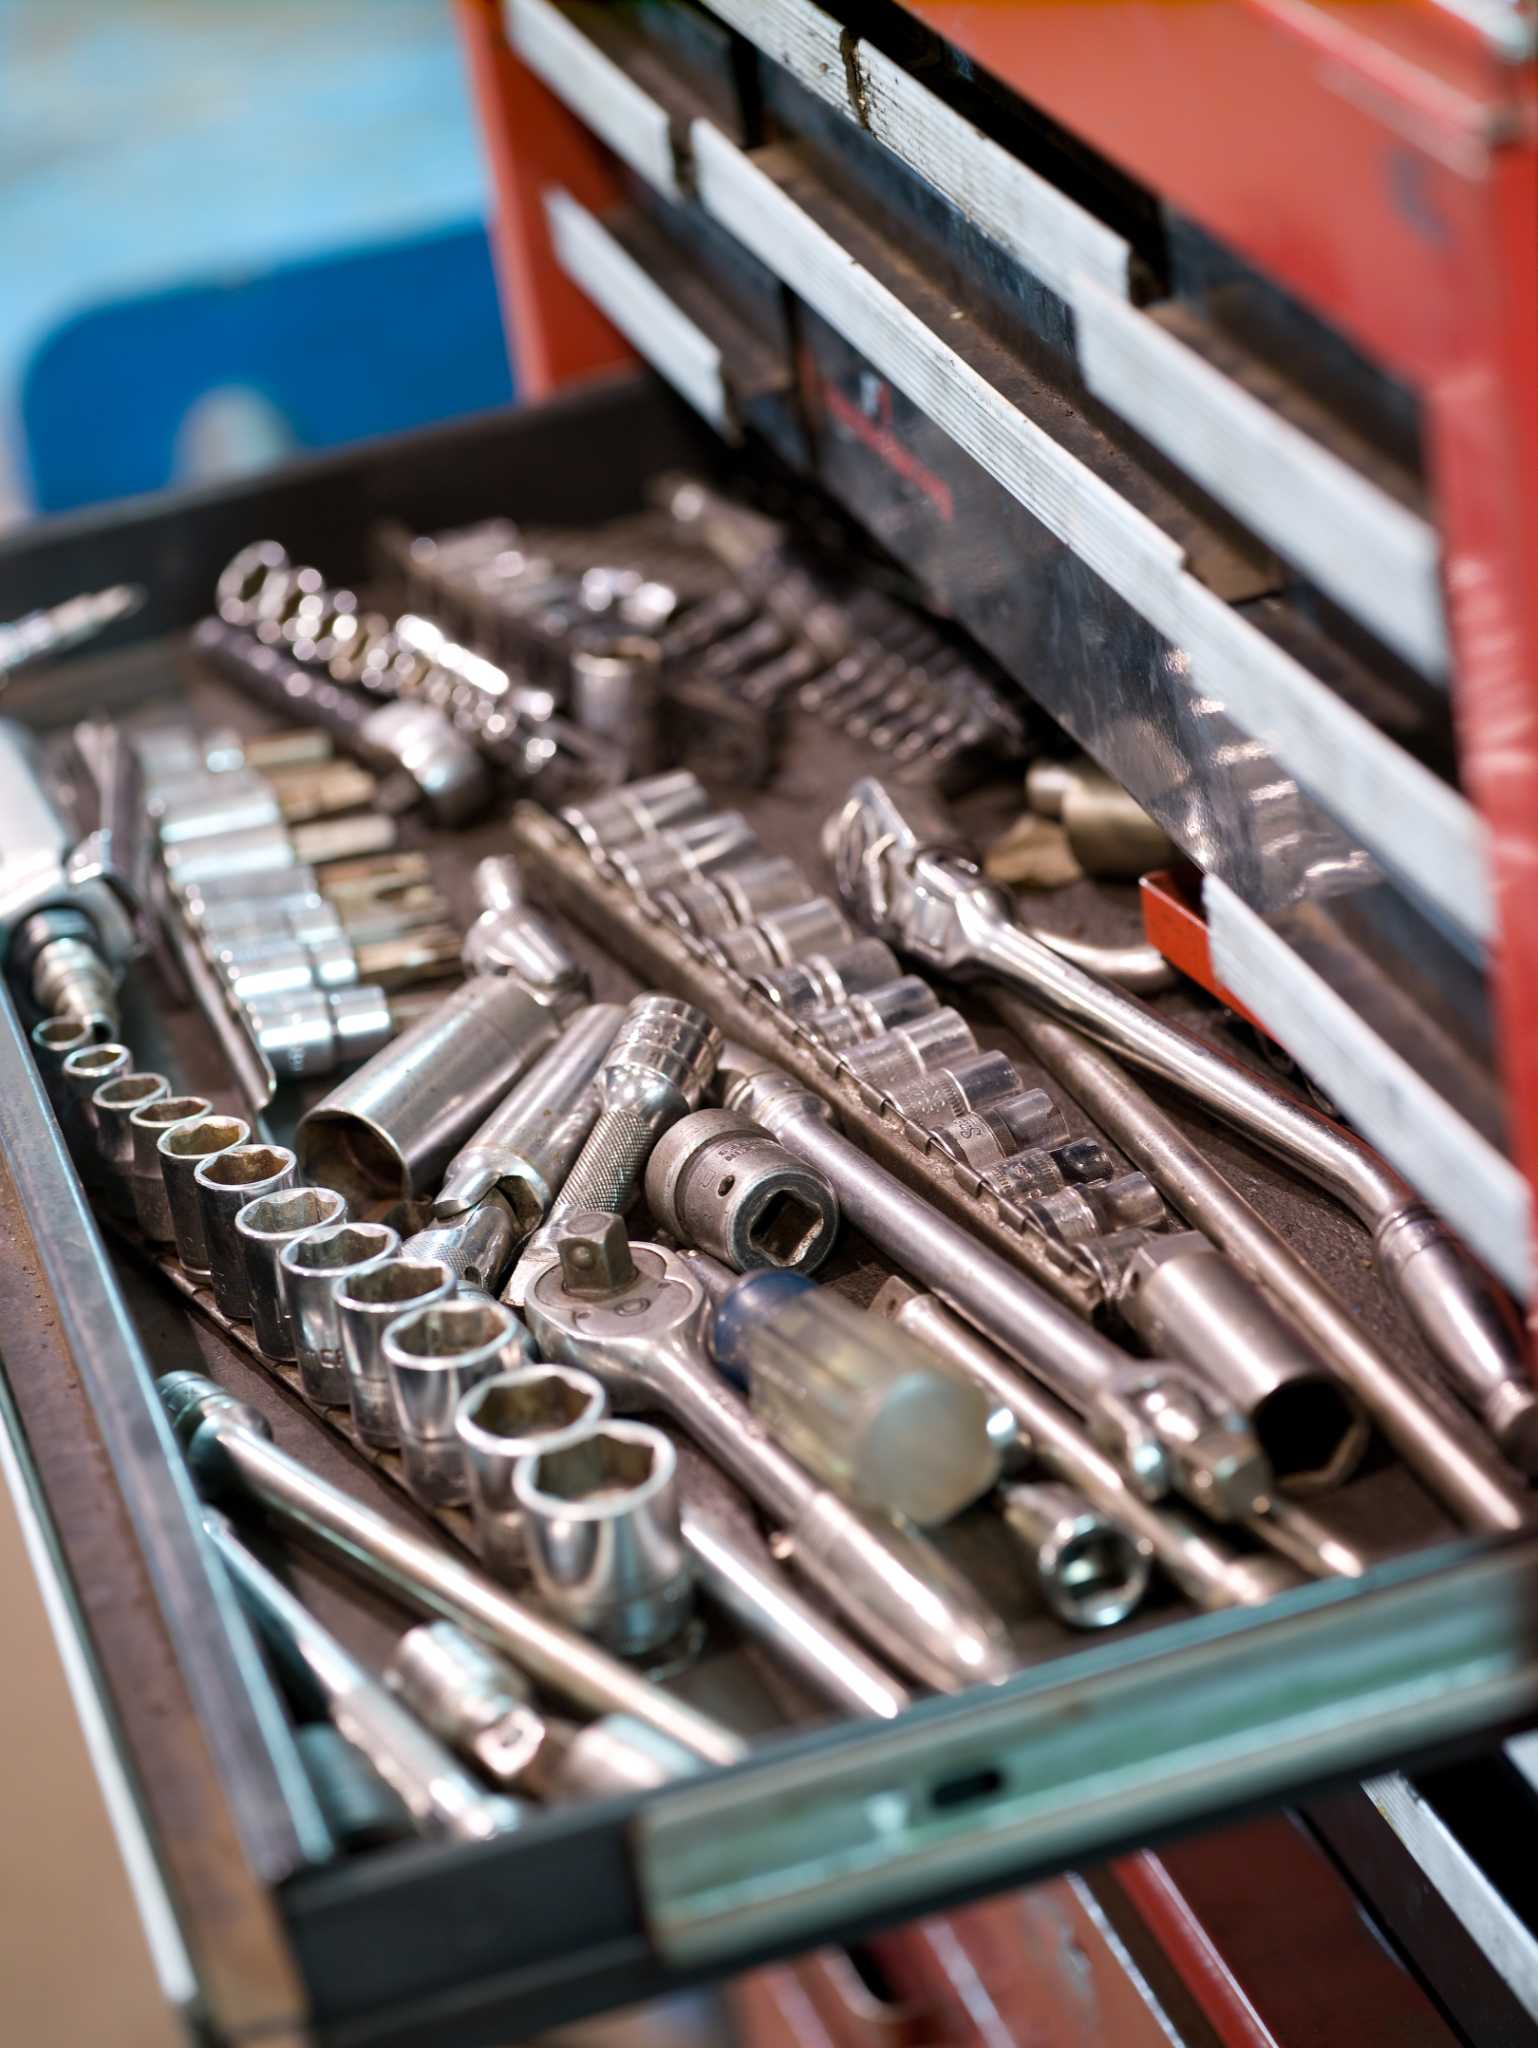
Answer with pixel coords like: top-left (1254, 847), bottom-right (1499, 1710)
top-left (1073, 278), bottom-right (1449, 679)
top-left (544, 189), bottom-right (735, 435)
top-left (505, 0), bottom-right (679, 198)
top-left (687, 119), bottom-right (1489, 949)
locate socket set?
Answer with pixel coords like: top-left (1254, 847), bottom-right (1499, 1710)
top-left (3, 387), bottom-right (1535, 2048)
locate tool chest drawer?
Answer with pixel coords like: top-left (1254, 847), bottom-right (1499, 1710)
top-left (4, 375), bottom-right (1538, 2045)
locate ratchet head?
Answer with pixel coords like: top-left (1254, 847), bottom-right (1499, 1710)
top-left (525, 1214), bottom-right (710, 1403)
top-left (823, 776), bottom-right (1012, 975)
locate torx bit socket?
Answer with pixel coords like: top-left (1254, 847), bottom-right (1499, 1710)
top-left (382, 1297), bottom-right (535, 1505)
top-left (158, 1114), bottom-right (251, 1276)
top-left (195, 1143), bottom-right (299, 1319)
top-left (514, 1420), bottom-right (692, 1658)
top-left (281, 1221), bottom-right (401, 1406)
top-left (235, 1184), bottom-right (350, 1361)
top-left (456, 1365), bottom-right (608, 1579)
top-left (337, 1256), bottom-right (459, 1446)
top-left (129, 1094), bottom-right (213, 1239)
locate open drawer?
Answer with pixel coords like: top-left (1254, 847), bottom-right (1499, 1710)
top-left (3, 380), bottom-right (1538, 2047)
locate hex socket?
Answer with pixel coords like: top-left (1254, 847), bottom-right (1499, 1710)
top-left (280, 1221), bottom-right (402, 1406)
top-left (195, 1144), bottom-right (299, 1318)
top-left (655, 856), bottom-right (807, 939)
top-left (885, 1049), bottom-right (1026, 1129)
top-left (337, 1257), bottom-right (459, 1446)
top-left (514, 1421), bottom-right (691, 1657)
top-left (645, 1109), bottom-right (839, 1275)
top-left (807, 976), bottom-right (940, 1049)
top-left (299, 976), bottom-right (560, 1215)
top-left (382, 1297), bottom-right (535, 1505)
top-left (90, 1072), bottom-right (169, 1215)
top-left (130, 1094), bottom-right (213, 1239)
top-left (1000, 1482), bottom-right (1152, 1629)
top-left (709, 897), bottom-right (852, 978)
top-left (840, 1008), bottom-right (977, 1087)
top-left (158, 1114), bottom-right (251, 1275)
top-left (751, 939), bottom-right (900, 1018)
top-left (559, 771), bottom-right (708, 855)
top-left (30, 1014), bottom-right (96, 1097)
top-left (456, 1366), bottom-right (608, 1579)
top-left (235, 1185), bottom-right (350, 1361)
top-left (60, 1041), bottom-right (132, 1171)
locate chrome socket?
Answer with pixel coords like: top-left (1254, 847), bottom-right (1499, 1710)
top-left (513, 1420), bottom-right (692, 1658)
top-left (218, 930), bottom-right (358, 1004)
top-left (978, 1147), bottom-right (1068, 1201)
top-left (245, 983), bottom-right (394, 1081)
top-left (806, 975), bottom-right (940, 1049)
top-left (298, 976), bottom-right (560, 1215)
top-left (839, 1008), bottom-right (977, 1087)
top-left (606, 812), bottom-right (757, 895)
top-left (385, 1622), bottom-right (547, 1789)
top-left (89, 1071), bottom-right (169, 1216)
top-left (645, 1108), bottom-right (839, 1275)
top-left (235, 1184), bottom-right (350, 1361)
top-left (708, 897), bottom-right (852, 977)
top-left (280, 1221), bottom-right (402, 1406)
top-left (884, 1049), bottom-right (1026, 1129)
top-left (655, 856), bottom-right (807, 939)
top-left (933, 1087), bottom-right (1069, 1174)
top-left (129, 1094), bottom-right (213, 1239)
top-left (559, 770), bottom-right (708, 855)
top-left (569, 634), bottom-right (664, 780)
top-left (382, 1296), bottom-right (534, 1505)
top-left (60, 1042), bottom-right (132, 1178)
top-left (1000, 1481), bottom-right (1152, 1629)
top-left (195, 1143), bottom-right (299, 1318)
top-left (158, 1114), bottom-right (251, 1276)
top-left (337, 1256), bottom-right (459, 1446)
top-left (29, 1014), bottom-right (97, 1102)
top-left (456, 1365), bottom-right (608, 1578)
top-left (435, 1004), bottom-right (622, 1226)
top-left (750, 938), bottom-right (900, 1019)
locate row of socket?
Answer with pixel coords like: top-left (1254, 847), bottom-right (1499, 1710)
top-left (559, 770), bottom-right (1167, 1258)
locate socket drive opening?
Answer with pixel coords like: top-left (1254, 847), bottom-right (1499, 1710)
top-left (390, 1299), bottom-right (511, 1359)
top-left (63, 1045), bottom-right (129, 1081)
top-left (746, 1188), bottom-right (828, 1268)
top-left (340, 1259), bottom-right (455, 1309)
top-left (460, 1369), bottom-right (600, 1447)
top-left (93, 1074), bottom-right (166, 1111)
top-left (239, 1187), bottom-right (345, 1239)
top-left (33, 1016), bottom-right (94, 1053)
top-left (300, 1111), bottom-right (405, 1209)
top-left (1052, 1527), bottom-right (1147, 1629)
top-left (525, 1427), bottom-right (669, 1514)
top-left (287, 1223), bottom-right (398, 1272)
top-left (1253, 1378), bottom-right (1371, 1496)
top-left (199, 1145), bottom-right (293, 1188)
top-left (162, 1116), bottom-right (248, 1160)
top-left (133, 1094), bottom-right (211, 1130)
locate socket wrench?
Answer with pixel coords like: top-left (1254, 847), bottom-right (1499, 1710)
top-left (514, 1419), bottom-right (693, 1658)
top-left (720, 1050), bottom-right (1270, 1521)
top-left (828, 778), bottom-right (1538, 1476)
top-left (202, 1510), bottom-right (522, 1841)
top-left (646, 1108), bottom-right (839, 1274)
top-left (525, 1212), bottom-right (1016, 1692)
top-left (161, 1372), bottom-right (742, 1764)
top-left (235, 1185), bottom-right (350, 1361)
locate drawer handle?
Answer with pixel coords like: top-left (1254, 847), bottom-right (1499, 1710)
top-left (506, 0), bottom-right (680, 198)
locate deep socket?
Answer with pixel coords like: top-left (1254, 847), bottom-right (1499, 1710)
top-left (158, 1114), bottom-right (251, 1276)
top-left (514, 1420), bottom-right (692, 1658)
top-left (235, 1184), bottom-right (350, 1361)
top-left (194, 1142), bottom-right (298, 1317)
top-left (336, 1257), bottom-right (459, 1446)
top-left (456, 1365), bottom-right (608, 1579)
top-left (382, 1297), bottom-right (535, 1505)
top-left (281, 1221), bottom-right (401, 1405)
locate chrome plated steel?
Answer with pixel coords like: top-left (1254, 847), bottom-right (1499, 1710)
top-left (645, 1108), bottom-right (839, 1274)
top-left (337, 1257), bottom-right (459, 1446)
top-left (999, 1481), bottom-right (1152, 1629)
top-left (457, 1365), bottom-right (608, 1578)
top-left (382, 1296), bottom-right (535, 1505)
top-left (280, 1221), bottom-right (401, 1407)
top-left (129, 1093), bottom-right (212, 1240)
top-left (195, 1142), bottom-right (298, 1319)
top-left (159, 1113), bottom-right (251, 1277)
top-left (235, 1185), bottom-right (350, 1362)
